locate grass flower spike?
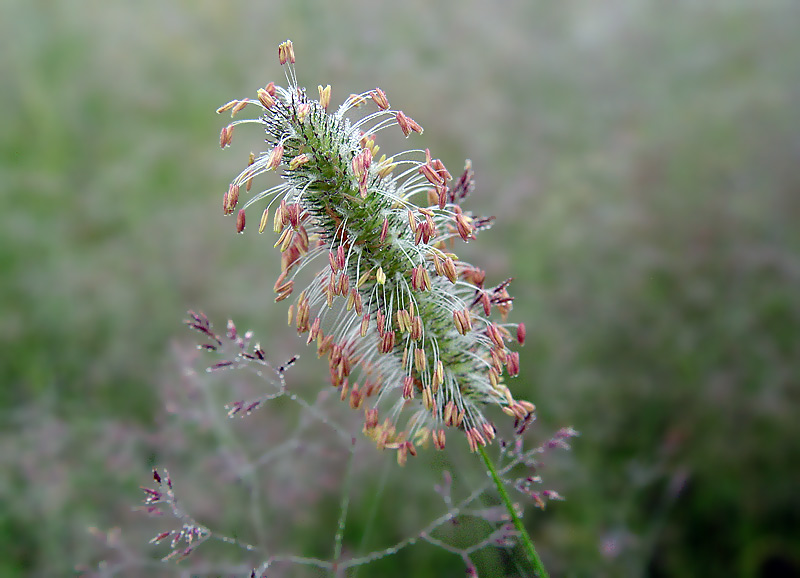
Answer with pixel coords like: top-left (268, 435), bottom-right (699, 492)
top-left (218, 40), bottom-right (534, 462)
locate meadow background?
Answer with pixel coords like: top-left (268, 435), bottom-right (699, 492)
top-left (2, 1), bottom-right (799, 576)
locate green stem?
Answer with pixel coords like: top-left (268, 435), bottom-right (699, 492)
top-left (478, 445), bottom-right (549, 578)
top-left (333, 441), bottom-right (357, 568)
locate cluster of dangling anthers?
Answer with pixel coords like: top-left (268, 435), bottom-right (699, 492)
top-left (217, 40), bottom-right (535, 464)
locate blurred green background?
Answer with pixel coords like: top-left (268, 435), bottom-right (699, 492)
top-left (2, 0), bottom-right (799, 576)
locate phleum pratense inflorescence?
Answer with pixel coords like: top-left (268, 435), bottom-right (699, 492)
top-left (217, 40), bottom-right (534, 464)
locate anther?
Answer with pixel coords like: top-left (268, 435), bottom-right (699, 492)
top-left (370, 87), bottom-right (390, 110)
top-left (219, 124), bottom-right (234, 148)
top-left (318, 84), bottom-right (331, 110)
top-left (258, 207), bottom-right (270, 233)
